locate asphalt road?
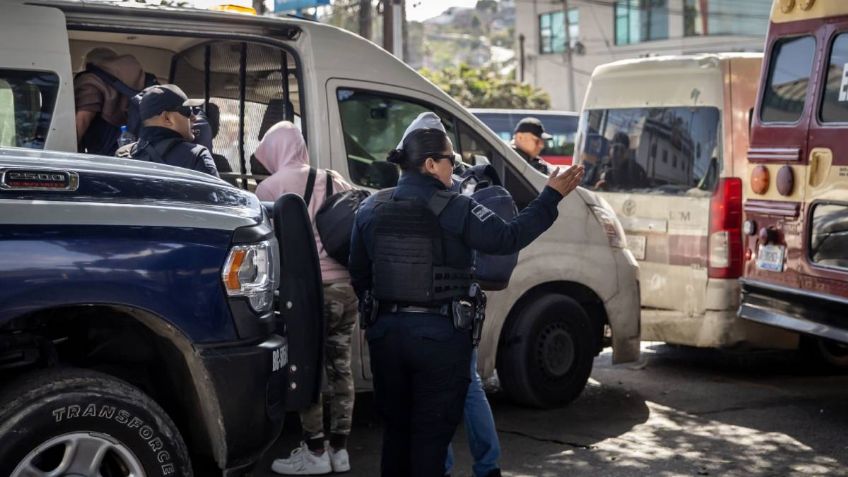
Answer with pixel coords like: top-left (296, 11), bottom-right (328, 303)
top-left (253, 343), bottom-right (848, 476)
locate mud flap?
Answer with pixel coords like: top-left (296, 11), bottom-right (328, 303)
top-left (270, 195), bottom-right (325, 411)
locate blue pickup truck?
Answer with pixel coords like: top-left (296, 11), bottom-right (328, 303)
top-left (0, 147), bottom-right (324, 476)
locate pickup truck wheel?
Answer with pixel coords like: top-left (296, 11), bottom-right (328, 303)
top-left (0, 369), bottom-right (192, 477)
top-left (497, 294), bottom-right (595, 408)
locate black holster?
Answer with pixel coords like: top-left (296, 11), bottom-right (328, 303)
top-left (359, 290), bottom-right (379, 329)
top-left (469, 283), bottom-right (487, 347)
top-left (451, 283), bottom-right (487, 346)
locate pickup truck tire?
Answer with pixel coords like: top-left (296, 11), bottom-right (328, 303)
top-left (497, 294), bottom-right (594, 408)
top-left (0, 368), bottom-right (192, 477)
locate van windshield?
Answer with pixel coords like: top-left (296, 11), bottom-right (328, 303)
top-left (474, 112), bottom-right (577, 163)
top-left (577, 107), bottom-right (721, 195)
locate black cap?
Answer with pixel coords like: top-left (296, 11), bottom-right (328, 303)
top-left (514, 117), bottom-right (553, 140)
top-left (138, 84), bottom-right (203, 121)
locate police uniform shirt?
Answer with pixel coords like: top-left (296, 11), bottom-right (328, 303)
top-left (512, 145), bottom-right (550, 174)
top-left (125, 126), bottom-right (219, 177)
top-left (349, 172), bottom-right (563, 298)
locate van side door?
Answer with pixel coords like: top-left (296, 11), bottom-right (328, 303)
top-left (1, 4), bottom-right (75, 152)
top-left (799, 23), bottom-right (848, 303)
top-left (325, 80), bottom-right (538, 384)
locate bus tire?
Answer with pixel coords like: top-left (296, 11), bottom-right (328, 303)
top-left (0, 368), bottom-right (192, 477)
top-left (497, 294), bottom-right (595, 408)
top-left (802, 336), bottom-right (848, 370)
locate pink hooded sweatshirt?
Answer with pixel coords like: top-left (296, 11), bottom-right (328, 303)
top-left (254, 121), bottom-right (352, 283)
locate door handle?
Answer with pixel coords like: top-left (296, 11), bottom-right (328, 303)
top-left (808, 147), bottom-right (832, 188)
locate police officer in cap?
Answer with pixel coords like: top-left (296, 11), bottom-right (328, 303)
top-left (349, 126), bottom-right (584, 477)
top-left (512, 117), bottom-right (553, 174)
top-left (117, 84), bottom-right (218, 177)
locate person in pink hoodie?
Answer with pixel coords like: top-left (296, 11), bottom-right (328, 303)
top-left (255, 121), bottom-right (357, 475)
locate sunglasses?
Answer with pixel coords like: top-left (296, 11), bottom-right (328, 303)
top-left (428, 153), bottom-right (456, 166)
top-left (168, 105), bottom-right (202, 118)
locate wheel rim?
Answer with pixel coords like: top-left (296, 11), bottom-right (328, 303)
top-left (535, 321), bottom-right (575, 379)
top-left (12, 432), bottom-right (146, 477)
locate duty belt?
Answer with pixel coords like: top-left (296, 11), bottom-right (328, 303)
top-left (379, 303), bottom-right (451, 317)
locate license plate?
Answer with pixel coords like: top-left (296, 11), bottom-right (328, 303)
top-left (271, 344), bottom-right (288, 372)
top-left (756, 244), bottom-right (785, 272)
top-left (627, 235), bottom-right (646, 260)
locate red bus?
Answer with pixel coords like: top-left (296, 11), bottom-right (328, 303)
top-left (740, 0), bottom-right (848, 366)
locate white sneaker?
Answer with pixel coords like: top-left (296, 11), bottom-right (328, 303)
top-left (271, 442), bottom-right (332, 475)
top-left (329, 447), bottom-right (351, 473)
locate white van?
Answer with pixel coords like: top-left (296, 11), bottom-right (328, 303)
top-left (5, 0), bottom-right (639, 411)
top-left (574, 54), bottom-right (795, 350)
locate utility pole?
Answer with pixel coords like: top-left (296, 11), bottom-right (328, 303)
top-left (519, 33), bottom-right (526, 82)
top-left (563, 0), bottom-right (577, 110)
top-left (382, 0), bottom-right (402, 57)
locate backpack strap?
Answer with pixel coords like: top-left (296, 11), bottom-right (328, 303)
top-left (373, 188), bottom-right (396, 204)
top-left (85, 64), bottom-right (140, 98)
top-left (136, 138), bottom-right (181, 164)
top-left (427, 190), bottom-right (455, 217)
top-left (304, 167), bottom-right (317, 205)
top-left (325, 170), bottom-right (335, 199)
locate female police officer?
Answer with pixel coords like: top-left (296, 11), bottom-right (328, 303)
top-left (349, 127), bottom-right (583, 477)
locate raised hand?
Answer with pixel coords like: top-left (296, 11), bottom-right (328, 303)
top-left (546, 165), bottom-right (585, 197)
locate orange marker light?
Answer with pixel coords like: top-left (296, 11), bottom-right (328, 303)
top-left (210, 4), bottom-right (257, 15)
top-left (751, 165), bottom-right (770, 195)
top-left (224, 249), bottom-right (247, 291)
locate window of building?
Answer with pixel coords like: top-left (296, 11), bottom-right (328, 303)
top-left (820, 33), bottom-right (848, 123)
top-left (810, 202), bottom-right (848, 271)
top-left (539, 8), bottom-right (579, 54)
top-left (683, 0), bottom-right (771, 38)
top-left (760, 36), bottom-right (816, 123)
top-left (336, 89), bottom-right (459, 189)
top-left (0, 69), bottom-right (59, 149)
top-left (615, 0), bottom-right (668, 46)
top-left (579, 106), bottom-right (721, 194)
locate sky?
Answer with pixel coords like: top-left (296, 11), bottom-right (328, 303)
top-left (188, 0), bottom-right (478, 22)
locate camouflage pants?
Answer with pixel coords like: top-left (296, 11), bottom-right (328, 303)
top-left (300, 281), bottom-right (358, 437)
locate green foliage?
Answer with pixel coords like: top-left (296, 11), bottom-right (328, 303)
top-left (420, 64), bottom-right (550, 110)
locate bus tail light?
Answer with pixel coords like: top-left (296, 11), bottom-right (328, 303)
top-left (709, 178), bottom-right (743, 279)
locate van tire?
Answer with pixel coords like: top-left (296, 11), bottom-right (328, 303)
top-left (0, 368), bottom-right (192, 477)
top-left (497, 294), bottom-right (595, 408)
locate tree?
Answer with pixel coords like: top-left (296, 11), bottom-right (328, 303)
top-left (420, 64), bottom-right (551, 110)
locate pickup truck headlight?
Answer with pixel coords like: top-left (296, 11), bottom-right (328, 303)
top-left (222, 238), bottom-right (279, 313)
top-left (589, 205), bottom-right (626, 249)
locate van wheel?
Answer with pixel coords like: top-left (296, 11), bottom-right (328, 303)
top-left (802, 336), bottom-right (848, 370)
top-left (0, 369), bottom-right (192, 477)
top-left (497, 294), bottom-right (595, 408)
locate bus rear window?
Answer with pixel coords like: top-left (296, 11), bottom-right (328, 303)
top-left (820, 33), bottom-right (848, 123)
top-left (760, 36), bottom-right (816, 123)
top-left (578, 107), bottom-right (721, 195)
top-left (810, 203), bottom-right (848, 271)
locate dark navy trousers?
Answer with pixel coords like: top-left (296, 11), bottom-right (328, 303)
top-left (366, 312), bottom-right (472, 477)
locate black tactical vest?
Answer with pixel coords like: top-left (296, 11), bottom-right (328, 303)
top-left (371, 188), bottom-right (472, 305)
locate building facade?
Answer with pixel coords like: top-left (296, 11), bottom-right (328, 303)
top-left (516, 0), bottom-right (772, 111)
